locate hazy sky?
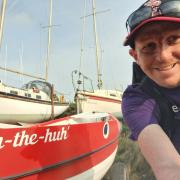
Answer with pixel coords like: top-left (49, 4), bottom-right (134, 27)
top-left (0, 0), bottom-right (145, 100)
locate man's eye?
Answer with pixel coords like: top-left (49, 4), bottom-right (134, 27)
top-left (167, 36), bottom-right (180, 45)
top-left (142, 43), bottom-right (156, 53)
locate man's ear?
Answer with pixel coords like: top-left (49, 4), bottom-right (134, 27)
top-left (129, 49), bottom-right (138, 62)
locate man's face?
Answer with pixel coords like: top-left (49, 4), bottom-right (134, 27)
top-left (130, 22), bottom-right (180, 88)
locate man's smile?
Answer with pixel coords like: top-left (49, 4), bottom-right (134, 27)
top-left (153, 63), bottom-right (177, 71)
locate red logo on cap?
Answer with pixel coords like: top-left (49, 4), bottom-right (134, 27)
top-left (145, 0), bottom-right (162, 16)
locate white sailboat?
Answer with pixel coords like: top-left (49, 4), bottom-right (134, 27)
top-left (73, 0), bottom-right (123, 119)
top-left (0, 0), bottom-right (69, 124)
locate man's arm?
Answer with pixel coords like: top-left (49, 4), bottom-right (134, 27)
top-left (138, 124), bottom-right (180, 180)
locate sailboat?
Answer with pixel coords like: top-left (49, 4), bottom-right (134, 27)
top-left (0, 0), bottom-right (69, 123)
top-left (73, 0), bottom-right (123, 119)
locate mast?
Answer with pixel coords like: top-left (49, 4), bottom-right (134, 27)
top-left (0, 0), bottom-right (7, 49)
top-left (92, 0), bottom-right (102, 89)
top-left (45, 0), bottom-right (53, 81)
top-left (79, 0), bottom-right (87, 75)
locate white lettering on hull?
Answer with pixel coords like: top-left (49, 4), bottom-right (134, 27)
top-left (0, 126), bottom-right (69, 149)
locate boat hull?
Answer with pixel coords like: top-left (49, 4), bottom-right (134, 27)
top-left (0, 113), bottom-right (121, 180)
top-left (0, 94), bottom-right (69, 123)
top-left (76, 91), bottom-right (122, 119)
top-left (69, 147), bottom-right (118, 180)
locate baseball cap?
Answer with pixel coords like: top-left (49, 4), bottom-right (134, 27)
top-left (124, 0), bottom-right (180, 46)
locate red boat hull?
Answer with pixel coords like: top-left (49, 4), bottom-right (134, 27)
top-left (0, 113), bottom-right (121, 180)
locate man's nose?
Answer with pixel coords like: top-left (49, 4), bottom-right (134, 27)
top-left (156, 46), bottom-right (172, 63)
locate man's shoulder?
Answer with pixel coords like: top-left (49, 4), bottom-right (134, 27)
top-left (123, 83), bottom-right (148, 98)
top-left (122, 83), bottom-right (156, 114)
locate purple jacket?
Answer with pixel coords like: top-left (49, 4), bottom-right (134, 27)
top-left (122, 84), bottom-right (180, 153)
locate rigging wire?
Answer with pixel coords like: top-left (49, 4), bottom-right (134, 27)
top-left (78, 0), bottom-right (87, 89)
top-left (6, 0), bottom-right (19, 13)
top-left (19, 41), bottom-right (24, 84)
top-left (45, 0), bottom-right (53, 81)
top-left (0, 0), bottom-right (7, 49)
top-left (4, 43), bottom-right (7, 83)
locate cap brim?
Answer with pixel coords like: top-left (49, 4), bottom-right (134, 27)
top-left (123, 16), bottom-right (180, 46)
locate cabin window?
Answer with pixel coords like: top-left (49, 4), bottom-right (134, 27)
top-left (10, 90), bottom-right (18, 95)
top-left (110, 93), bottom-right (116, 97)
top-left (36, 95), bottom-right (41, 100)
top-left (25, 93), bottom-right (31, 98)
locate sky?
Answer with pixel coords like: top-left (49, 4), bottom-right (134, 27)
top-left (0, 0), bottom-right (145, 101)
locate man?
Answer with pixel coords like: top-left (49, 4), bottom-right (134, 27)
top-left (122, 0), bottom-right (180, 179)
